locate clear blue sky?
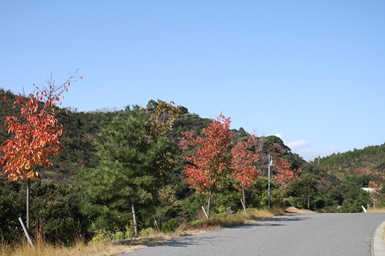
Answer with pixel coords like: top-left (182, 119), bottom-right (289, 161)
top-left (1, 1), bottom-right (384, 161)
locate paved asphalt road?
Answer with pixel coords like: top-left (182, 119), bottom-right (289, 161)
top-left (121, 213), bottom-right (385, 256)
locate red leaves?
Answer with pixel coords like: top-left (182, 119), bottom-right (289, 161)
top-left (180, 113), bottom-right (233, 194)
top-left (274, 158), bottom-right (301, 191)
top-left (231, 135), bottom-right (260, 190)
top-left (181, 114), bottom-right (265, 197)
top-left (368, 181), bottom-right (379, 192)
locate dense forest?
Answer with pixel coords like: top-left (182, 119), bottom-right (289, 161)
top-left (0, 87), bottom-right (384, 245)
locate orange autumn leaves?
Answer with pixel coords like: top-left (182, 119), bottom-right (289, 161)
top-left (1, 93), bottom-right (63, 181)
top-left (274, 158), bottom-right (301, 192)
top-left (0, 75), bottom-right (77, 181)
top-left (231, 135), bottom-right (259, 190)
top-left (180, 114), bottom-right (260, 194)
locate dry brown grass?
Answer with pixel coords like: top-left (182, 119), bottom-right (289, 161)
top-left (1, 208), bottom-right (285, 256)
top-left (285, 207), bottom-right (316, 214)
top-left (1, 238), bottom-right (144, 256)
top-left (1, 232), bottom-right (204, 256)
top-left (368, 207), bottom-right (385, 213)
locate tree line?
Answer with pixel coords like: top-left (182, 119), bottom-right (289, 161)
top-left (0, 81), bottom-right (383, 246)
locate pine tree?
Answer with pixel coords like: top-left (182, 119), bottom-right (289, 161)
top-left (80, 101), bottom-right (181, 235)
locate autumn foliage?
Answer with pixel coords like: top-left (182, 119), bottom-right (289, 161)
top-left (180, 113), bottom-right (233, 194)
top-left (180, 114), bottom-right (264, 215)
top-left (231, 135), bottom-right (259, 190)
top-left (274, 158), bottom-right (302, 192)
top-left (0, 73), bottom-right (79, 181)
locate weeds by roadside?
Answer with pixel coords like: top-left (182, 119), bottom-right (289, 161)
top-left (368, 207), bottom-right (385, 213)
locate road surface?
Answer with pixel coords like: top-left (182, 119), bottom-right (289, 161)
top-left (121, 213), bottom-right (385, 256)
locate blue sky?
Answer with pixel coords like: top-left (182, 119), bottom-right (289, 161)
top-left (1, 1), bottom-right (384, 161)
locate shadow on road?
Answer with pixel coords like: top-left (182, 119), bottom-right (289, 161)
top-left (156, 215), bottom-right (311, 248)
top-left (234, 215), bottom-right (310, 229)
top-left (116, 214), bottom-right (311, 252)
top-left (269, 215), bottom-right (310, 222)
top-left (157, 235), bottom-right (217, 248)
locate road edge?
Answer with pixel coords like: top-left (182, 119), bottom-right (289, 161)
top-left (372, 220), bottom-right (385, 256)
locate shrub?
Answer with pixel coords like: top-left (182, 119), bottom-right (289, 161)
top-left (111, 231), bottom-right (125, 241)
top-left (139, 227), bottom-right (155, 237)
top-left (161, 219), bottom-right (179, 233)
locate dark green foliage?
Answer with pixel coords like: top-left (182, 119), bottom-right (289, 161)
top-left (182, 193), bottom-right (208, 220)
top-left (263, 136), bottom-right (291, 155)
top-left (0, 175), bottom-right (23, 243)
top-left (161, 219), bottom-right (179, 233)
top-left (156, 201), bottom-right (189, 233)
top-left (339, 181), bottom-right (371, 212)
top-left (317, 143), bottom-right (385, 173)
top-left (78, 107), bottom-right (155, 233)
top-left (78, 103), bottom-right (183, 234)
top-left (285, 173), bottom-right (318, 209)
top-left (0, 176), bottom-right (89, 245)
top-left (248, 176), bottom-right (270, 208)
top-left (345, 174), bottom-right (370, 187)
top-left (29, 181), bottom-right (90, 245)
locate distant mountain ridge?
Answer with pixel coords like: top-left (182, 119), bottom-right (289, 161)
top-left (317, 143), bottom-right (385, 175)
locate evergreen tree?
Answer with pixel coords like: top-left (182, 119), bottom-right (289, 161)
top-left (79, 102), bottom-right (181, 235)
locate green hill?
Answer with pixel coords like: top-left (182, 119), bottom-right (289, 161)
top-left (0, 87), bottom-right (383, 245)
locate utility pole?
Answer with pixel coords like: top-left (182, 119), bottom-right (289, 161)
top-left (268, 154), bottom-right (274, 209)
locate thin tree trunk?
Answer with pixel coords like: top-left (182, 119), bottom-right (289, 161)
top-left (26, 179), bottom-right (30, 231)
top-left (242, 185), bottom-right (246, 212)
top-left (281, 187), bottom-right (285, 206)
top-left (207, 190), bottom-right (212, 219)
top-left (132, 202), bottom-right (138, 237)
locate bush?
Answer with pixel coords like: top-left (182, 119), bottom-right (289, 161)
top-left (183, 194), bottom-right (207, 220)
top-left (111, 231), bottom-right (125, 241)
top-left (88, 230), bottom-right (107, 245)
top-left (29, 182), bottom-right (89, 245)
top-left (161, 219), bottom-right (179, 233)
top-left (139, 227), bottom-right (155, 237)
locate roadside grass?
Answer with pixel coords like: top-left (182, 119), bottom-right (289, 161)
top-left (0, 208), bottom-right (284, 256)
top-left (368, 207), bottom-right (385, 213)
top-left (0, 236), bottom-right (139, 256)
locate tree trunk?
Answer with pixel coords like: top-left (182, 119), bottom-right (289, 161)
top-left (132, 202), bottom-right (138, 237)
top-left (207, 190), bottom-right (212, 219)
top-left (26, 179), bottom-right (30, 231)
top-left (242, 185), bottom-right (246, 212)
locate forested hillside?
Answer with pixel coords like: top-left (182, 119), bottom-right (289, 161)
top-left (318, 144), bottom-right (385, 175)
top-left (0, 87), bottom-right (384, 246)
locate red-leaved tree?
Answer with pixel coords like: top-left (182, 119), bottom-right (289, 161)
top-left (180, 113), bottom-right (232, 219)
top-left (0, 71), bottom-right (80, 229)
top-left (231, 135), bottom-right (260, 210)
top-left (274, 158), bottom-right (302, 200)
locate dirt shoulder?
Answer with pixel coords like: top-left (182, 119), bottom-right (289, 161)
top-left (285, 206), bottom-right (317, 214)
